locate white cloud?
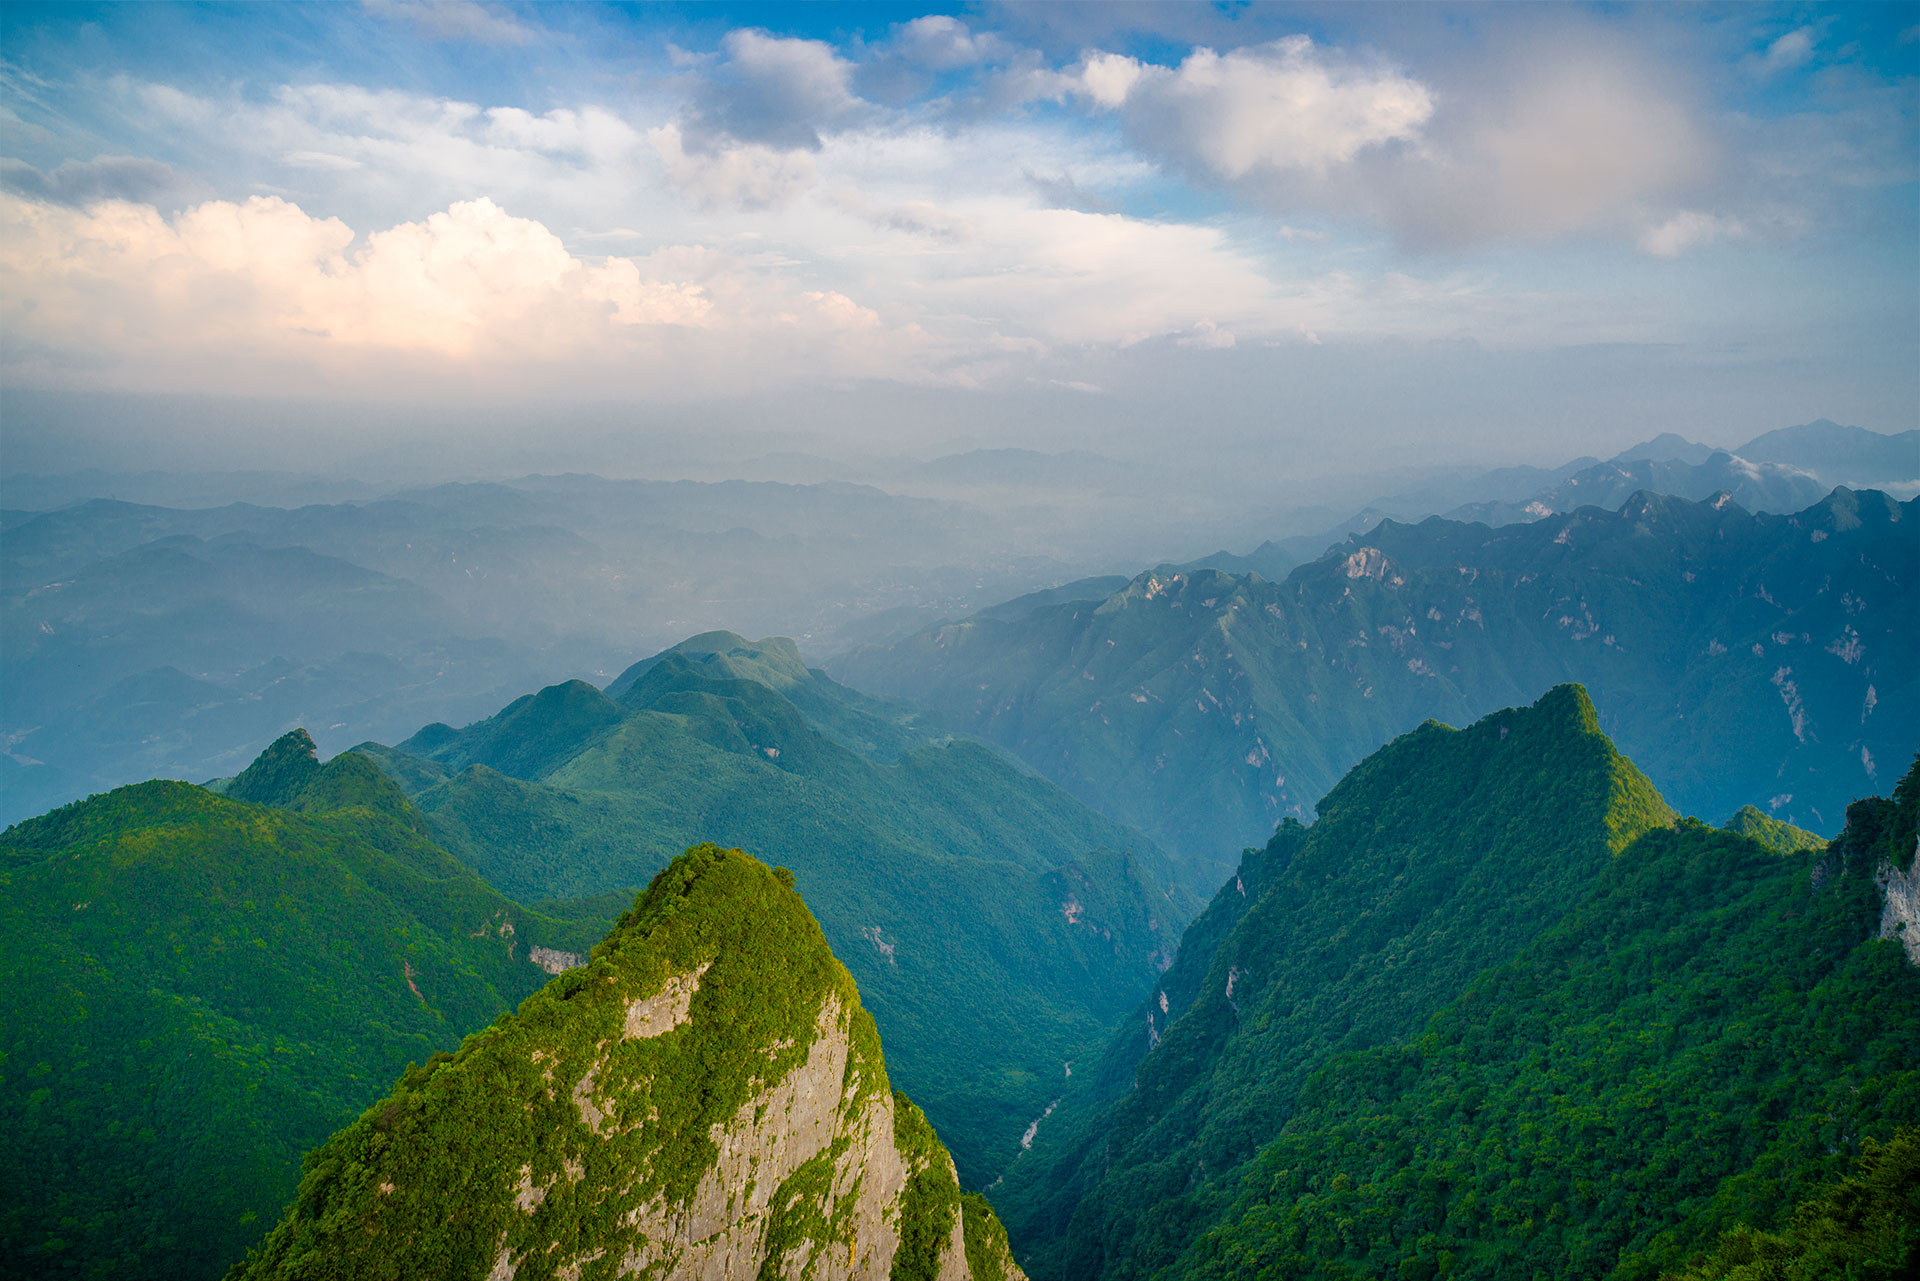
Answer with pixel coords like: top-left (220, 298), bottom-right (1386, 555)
top-left (0, 194), bottom-right (710, 382)
top-left (1751, 27), bottom-right (1817, 78)
top-left (1081, 38), bottom-right (1434, 178)
top-left (650, 123), bottom-right (817, 211)
top-left (888, 16), bottom-right (1011, 71)
top-left (1075, 51), bottom-right (1146, 110)
top-left (1177, 320), bottom-right (1236, 349)
top-left (684, 29), bottom-right (865, 152)
top-left (1639, 210), bottom-right (1743, 257)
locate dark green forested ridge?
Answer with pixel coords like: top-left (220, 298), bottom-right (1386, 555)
top-left (1724, 804), bottom-right (1827, 855)
top-left (996, 702), bottom-right (1920, 1280)
top-left (357, 633), bottom-right (1193, 1186)
top-left (228, 843), bottom-right (1024, 1281)
top-left (221, 726), bottom-right (322, 806)
top-left (1660, 1129), bottom-right (1919, 1281)
top-left (0, 731), bottom-right (600, 1281)
top-left (833, 487), bottom-right (1915, 880)
top-left (995, 683), bottom-right (1676, 1277)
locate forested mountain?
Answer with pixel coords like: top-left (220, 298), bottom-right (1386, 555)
top-left (229, 843), bottom-right (1025, 1281)
top-left (991, 688), bottom-right (1920, 1281)
top-left (353, 632), bottom-right (1192, 1186)
top-left (835, 488), bottom-right (1915, 880)
top-left (0, 732), bottom-right (601, 1280)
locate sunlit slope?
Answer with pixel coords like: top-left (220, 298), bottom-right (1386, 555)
top-left (835, 488), bottom-right (1915, 881)
top-left (995, 684), bottom-right (1675, 1277)
top-left (0, 734), bottom-right (598, 1281)
top-left (360, 633), bottom-right (1192, 1187)
top-left (995, 693), bottom-right (1919, 1281)
top-left (1171, 758), bottom-right (1920, 1281)
top-left (229, 843), bottom-right (1027, 1281)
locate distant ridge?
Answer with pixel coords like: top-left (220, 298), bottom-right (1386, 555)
top-left (834, 487), bottom-right (1915, 873)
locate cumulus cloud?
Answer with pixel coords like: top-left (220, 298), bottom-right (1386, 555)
top-left (0, 154), bottom-right (186, 206)
top-left (1074, 38), bottom-right (1434, 177)
top-left (888, 16), bottom-right (1011, 71)
top-left (0, 191), bottom-right (998, 396)
top-left (683, 29), bottom-right (866, 152)
top-left (1042, 29), bottom-right (1727, 251)
top-left (0, 194), bottom-right (708, 383)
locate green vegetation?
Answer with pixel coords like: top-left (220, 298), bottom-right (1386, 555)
top-left (961, 1195), bottom-right (1022, 1281)
top-left (836, 488), bottom-right (1915, 879)
top-left (1662, 1130), bottom-right (1919, 1280)
top-left (1179, 817), bottom-right (1916, 1279)
top-left (893, 1094), bottom-right (963, 1281)
top-left (362, 634), bottom-right (1192, 1185)
top-left (1724, 804), bottom-right (1827, 855)
top-left (995, 685), bottom-right (1676, 1278)
top-left (992, 692), bottom-right (1920, 1281)
top-left (227, 844), bottom-right (1015, 1281)
top-left (0, 733), bottom-right (599, 1281)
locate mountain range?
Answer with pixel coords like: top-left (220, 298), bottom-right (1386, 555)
top-left (6, 419), bottom-right (1910, 833)
top-left (990, 687), bottom-right (1920, 1280)
top-left (835, 487), bottom-right (1915, 881)
top-left (349, 632), bottom-right (1193, 1187)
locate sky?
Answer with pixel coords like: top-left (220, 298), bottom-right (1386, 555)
top-left (0, 1), bottom-right (1915, 476)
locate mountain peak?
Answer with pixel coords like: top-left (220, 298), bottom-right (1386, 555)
top-left (605, 632), bottom-right (812, 701)
top-left (230, 842), bottom-right (1021, 1280)
top-left (225, 728), bottom-right (320, 807)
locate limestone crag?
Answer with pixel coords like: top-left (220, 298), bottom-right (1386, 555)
top-left (228, 844), bottom-right (1023, 1281)
top-left (1877, 842), bottom-right (1920, 966)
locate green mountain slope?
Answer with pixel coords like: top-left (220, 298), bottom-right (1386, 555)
top-left (229, 843), bottom-right (1027, 1281)
top-left (995, 685), bottom-right (1675, 1278)
top-left (1724, 803), bottom-right (1826, 854)
top-left (1172, 762), bottom-right (1920, 1281)
top-left (358, 633), bottom-right (1192, 1187)
top-left (994, 697), bottom-right (1919, 1281)
top-left (0, 734), bottom-right (600, 1281)
top-left (1664, 1129), bottom-right (1919, 1281)
top-left (835, 488), bottom-right (1915, 881)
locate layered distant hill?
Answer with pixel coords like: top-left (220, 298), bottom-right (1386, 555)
top-left (230, 843), bottom-right (1026, 1281)
top-left (992, 689), bottom-right (1920, 1281)
top-left (0, 732), bottom-right (601, 1280)
top-left (1439, 450), bottom-right (1829, 527)
top-left (835, 488), bottom-right (1916, 879)
top-left (0, 474), bottom-right (1094, 825)
top-left (352, 633), bottom-right (1193, 1186)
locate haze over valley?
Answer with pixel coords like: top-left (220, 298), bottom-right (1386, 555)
top-left (1, 3), bottom-right (1916, 1279)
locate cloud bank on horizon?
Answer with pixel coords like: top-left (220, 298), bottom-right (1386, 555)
top-left (0, 1), bottom-right (1914, 462)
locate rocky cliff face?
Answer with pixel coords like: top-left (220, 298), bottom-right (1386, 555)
top-left (228, 844), bottom-right (1023, 1281)
top-left (1877, 845), bottom-right (1920, 966)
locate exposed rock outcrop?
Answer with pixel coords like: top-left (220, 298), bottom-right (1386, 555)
top-left (1877, 844), bottom-right (1920, 966)
top-left (228, 844), bottom-right (1023, 1281)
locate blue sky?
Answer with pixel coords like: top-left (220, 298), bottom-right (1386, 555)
top-left (1, 2), bottom-right (1914, 472)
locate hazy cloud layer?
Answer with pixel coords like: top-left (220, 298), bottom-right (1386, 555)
top-left (0, 2), bottom-right (1911, 445)
top-left (0, 154), bottom-right (186, 206)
